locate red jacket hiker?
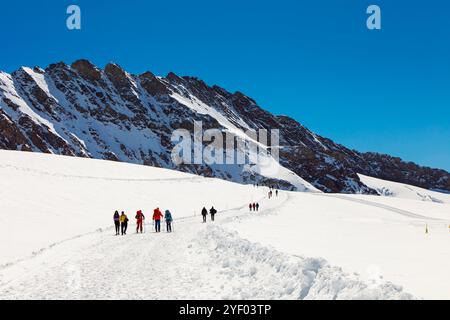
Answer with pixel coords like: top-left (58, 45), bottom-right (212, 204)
top-left (135, 210), bottom-right (145, 233)
top-left (153, 208), bottom-right (163, 221)
top-left (153, 208), bottom-right (164, 233)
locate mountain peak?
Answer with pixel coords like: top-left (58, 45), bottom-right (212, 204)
top-left (71, 59), bottom-right (102, 82)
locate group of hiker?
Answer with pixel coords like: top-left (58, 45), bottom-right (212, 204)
top-left (113, 205), bottom-right (220, 234)
top-left (112, 184), bottom-right (279, 235)
top-left (268, 186), bottom-right (279, 199)
top-left (113, 208), bottom-right (173, 235)
top-left (201, 206), bottom-right (217, 222)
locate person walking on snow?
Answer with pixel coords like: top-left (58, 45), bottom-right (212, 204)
top-left (249, 203), bottom-right (253, 211)
top-left (256, 203), bottom-right (259, 211)
top-left (113, 210), bottom-right (120, 235)
top-left (201, 207), bottom-right (208, 223)
top-left (153, 207), bottom-right (163, 233)
top-left (119, 211), bottom-right (128, 235)
top-left (135, 210), bottom-right (145, 233)
top-left (276, 189), bottom-right (278, 197)
top-left (210, 206), bottom-right (217, 222)
top-left (165, 210), bottom-right (173, 232)
top-left (252, 203), bottom-right (256, 211)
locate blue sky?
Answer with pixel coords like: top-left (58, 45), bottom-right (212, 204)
top-left (1, 0), bottom-right (449, 171)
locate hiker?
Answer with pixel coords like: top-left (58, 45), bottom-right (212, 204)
top-left (256, 203), bottom-right (259, 211)
top-left (249, 203), bottom-right (253, 211)
top-left (164, 210), bottom-right (173, 232)
top-left (120, 211), bottom-right (128, 235)
top-left (201, 207), bottom-right (208, 223)
top-left (113, 210), bottom-right (120, 235)
top-left (276, 189), bottom-right (279, 197)
top-left (210, 206), bottom-right (217, 221)
top-left (252, 203), bottom-right (256, 211)
top-left (135, 210), bottom-right (145, 233)
top-left (153, 207), bottom-right (163, 233)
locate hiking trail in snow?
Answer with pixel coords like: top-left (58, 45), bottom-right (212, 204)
top-left (0, 192), bottom-right (411, 300)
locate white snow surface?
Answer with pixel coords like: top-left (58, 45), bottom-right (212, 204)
top-left (1, 151), bottom-right (449, 299)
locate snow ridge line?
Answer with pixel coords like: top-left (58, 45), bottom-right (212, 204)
top-left (198, 225), bottom-right (415, 300)
top-left (0, 164), bottom-right (205, 183)
top-left (324, 194), bottom-right (443, 221)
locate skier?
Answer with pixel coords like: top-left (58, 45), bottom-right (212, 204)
top-left (210, 206), bottom-right (217, 221)
top-left (201, 207), bottom-right (208, 223)
top-left (256, 203), bottom-right (259, 211)
top-left (165, 209), bottom-right (173, 232)
top-left (252, 203), bottom-right (256, 211)
top-left (249, 203), bottom-right (253, 211)
top-left (135, 210), bottom-right (145, 233)
top-left (153, 207), bottom-right (163, 233)
top-left (120, 211), bottom-right (128, 235)
top-left (113, 210), bottom-right (120, 235)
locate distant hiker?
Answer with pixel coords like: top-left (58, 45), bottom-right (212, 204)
top-left (201, 207), bottom-right (208, 223)
top-left (252, 203), bottom-right (256, 211)
top-left (256, 203), bottom-right (259, 211)
top-left (120, 211), bottom-right (128, 235)
top-left (135, 210), bottom-right (145, 233)
top-left (210, 206), bottom-right (217, 221)
top-left (165, 210), bottom-right (173, 232)
top-left (153, 207), bottom-right (163, 233)
top-left (113, 210), bottom-right (120, 235)
top-left (276, 189), bottom-right (279, 197)
top-left (249, 203), bottom-right (253, 211)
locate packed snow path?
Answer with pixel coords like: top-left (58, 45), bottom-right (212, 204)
top-left (0, 192), bottom-right (410, 300)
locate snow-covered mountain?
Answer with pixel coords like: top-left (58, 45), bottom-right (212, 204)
top-left (1, 60), bottom-right (449, 193)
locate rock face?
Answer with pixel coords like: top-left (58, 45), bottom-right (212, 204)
top-left (0, 60), bottom-right (449, 194)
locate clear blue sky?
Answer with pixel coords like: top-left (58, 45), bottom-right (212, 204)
top-left (1, 0), bottom-right (449, 171)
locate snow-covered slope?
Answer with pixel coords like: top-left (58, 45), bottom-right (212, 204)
top-left (1, 151), bottom-right (449, 299)
top-left (358, 173), bottom-right (450, 203)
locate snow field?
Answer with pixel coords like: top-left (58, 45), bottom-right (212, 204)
top-left (1, 151), bottom-right (449, 299)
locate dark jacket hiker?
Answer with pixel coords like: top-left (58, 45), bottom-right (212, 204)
top-left (201, 207), bottom-right (208, 223)
top-left (113, 211), bottom-right (120, 235)
top-left (209, 207), bottom-right (217, 221)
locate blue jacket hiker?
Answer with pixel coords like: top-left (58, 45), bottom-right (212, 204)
top-left (165, 210), bottom-right (173, 233)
